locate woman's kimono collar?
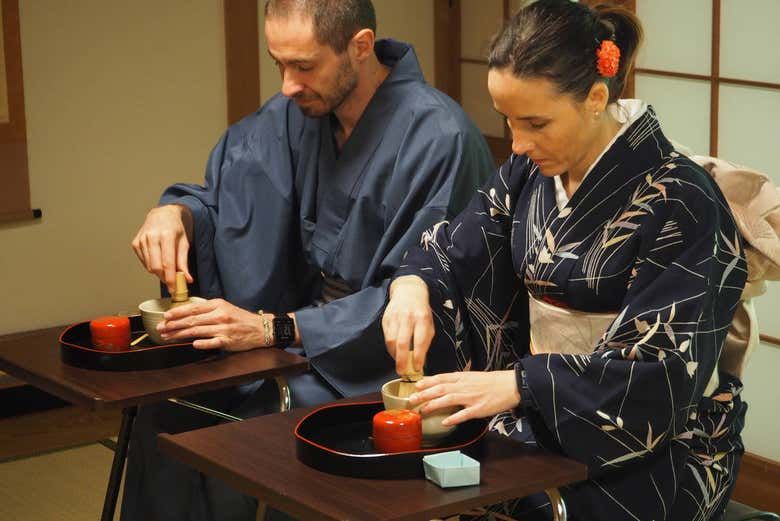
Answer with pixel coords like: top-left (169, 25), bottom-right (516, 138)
top-left (554, 99), bottom-right (649, 210)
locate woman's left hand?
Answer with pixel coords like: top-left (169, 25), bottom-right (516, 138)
top-left (408, 370), bottom-right (521, 426)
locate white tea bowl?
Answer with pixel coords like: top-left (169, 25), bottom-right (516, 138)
top-left (138, 297), bottom-right (206, 345)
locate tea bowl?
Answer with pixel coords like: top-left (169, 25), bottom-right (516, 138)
top-left (138, 297), bottom-right (206, 345)
top-left (381, 378), bottom-right (460, 446)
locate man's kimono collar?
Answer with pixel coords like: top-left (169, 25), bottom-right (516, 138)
top-left (315, 39), bottom-right (423, 163)
top-left (374, 39), bottom-right (425, 85)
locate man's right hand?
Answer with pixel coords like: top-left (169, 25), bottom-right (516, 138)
top-left (132, 204), bottom-right (194, 294)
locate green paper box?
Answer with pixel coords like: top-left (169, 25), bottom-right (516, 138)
top-left (422, 450), bottom-right (480, 488)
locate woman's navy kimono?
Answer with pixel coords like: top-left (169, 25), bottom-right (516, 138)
top-left (120, 40), bottom-right (494, 521)
top-left (397, 104), bottom-right (748, 520)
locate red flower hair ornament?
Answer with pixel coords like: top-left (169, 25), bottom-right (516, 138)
top-left (596, 40), bottom-right (620, 78)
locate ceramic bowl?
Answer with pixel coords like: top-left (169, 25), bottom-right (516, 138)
top-left (381, 378), bottom-right (459, 446)
top-left (138, 297), bottom-right (206, 345)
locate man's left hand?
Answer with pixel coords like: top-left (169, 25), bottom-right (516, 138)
top-left (157, 298), bottom-right (267, 351)
top-left (408, 370), bottom-right (521, 426)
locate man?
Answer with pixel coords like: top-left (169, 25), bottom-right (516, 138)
top-left (122, 0), bottom-right (494, 519)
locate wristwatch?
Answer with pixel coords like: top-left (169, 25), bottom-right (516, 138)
top-left (272, 314), bottom-right (296, 348)
top-left (513, 362), bottom-right (529, 417)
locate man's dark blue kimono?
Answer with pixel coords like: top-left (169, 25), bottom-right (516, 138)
top-left (120, 39), bottom-right (494, 521)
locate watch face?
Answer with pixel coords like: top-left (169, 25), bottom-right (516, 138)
top-left (278, 321), bottom-right (295, 338)
top-left (273, 316), bottom-right (295, 345)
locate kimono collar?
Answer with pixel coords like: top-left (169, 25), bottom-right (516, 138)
top-left (552, 102), bottom-right (675, 222)
top-left (317, 39), bottom-right (423, 160)
top-left (374, 39), bottom-right (425, 85)
top-left (554, 99), bottom-right (648, 210)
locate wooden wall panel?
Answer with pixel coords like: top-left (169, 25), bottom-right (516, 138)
top-left (0, 0), bottom-right (32, 222)
top-left (224, 0), bottom-right (260, 125)
top-left (732, 452), bottom-right (780, 514)
top-left (0, 6), bottom-right (8, 124)
top-left (434, 0), bottom-right (460, 101)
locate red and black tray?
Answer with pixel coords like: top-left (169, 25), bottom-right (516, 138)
top-left (59, 315), bottom-right (215, 371)
top-left (295, 400), bottom-right (488, 479)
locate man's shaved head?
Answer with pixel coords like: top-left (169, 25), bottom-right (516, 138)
top-left (264, 0), bottom-right (377, 54)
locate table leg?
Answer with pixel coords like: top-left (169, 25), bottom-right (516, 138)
top-left (166, 374), bottom-right (291, 419)
top-left (274, 376), bottom-right (291, 412)
top-left (101, 406), bottom-right (137, 521)
top-left (545, 488), bottom-right (567, 521)
top-left (252, 377), bottom-right (293, 521)
top-left (166, 378), bottom-right (291, 521)
top-left (167, 398), bottom-right (244, 422)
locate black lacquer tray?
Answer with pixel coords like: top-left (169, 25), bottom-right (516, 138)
top-left (295, 400), bottom-right (488, 479)
top-left (59, 315), bottom-right (214, 371)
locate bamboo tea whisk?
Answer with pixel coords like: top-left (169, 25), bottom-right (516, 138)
top-left (397, 345), bottom-right (423, 399)
top-left (169, 272), bottom-right (189, 309)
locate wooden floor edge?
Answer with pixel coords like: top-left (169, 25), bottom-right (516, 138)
top-left (732, 451), bottom-right (780, 513)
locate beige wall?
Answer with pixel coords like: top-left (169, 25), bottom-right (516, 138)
top-left (374, 0), bottom-right (434, 85)
top-left (259, 0), bottom-right (435, 104)
top-left (0, 0), bottom-right (226, 334)
top-left (742, 342), bottom-right (780, 460)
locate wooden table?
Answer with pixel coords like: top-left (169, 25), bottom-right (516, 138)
top-left (159, 395), bottom-right (588, 521)
top-left (0, 325), bottom-right (309, 521)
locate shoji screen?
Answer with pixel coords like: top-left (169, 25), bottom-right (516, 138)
top-left (457, 0), bottom-right (529, 161)
top-left (636, 0), bottom-right (780, 340)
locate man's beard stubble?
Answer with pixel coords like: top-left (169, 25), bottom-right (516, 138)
top-left (296, 57), bottom-right (358, 118)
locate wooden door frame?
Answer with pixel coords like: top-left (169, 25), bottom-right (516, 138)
top-left (0, 0), bottom-right (35, 222)
top-left (224, 0), bottom-right (260, 126)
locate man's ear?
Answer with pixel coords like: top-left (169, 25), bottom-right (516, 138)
top-left (585, 81), bottom-right (610, 114)
top-left (350, 28), bottom-right (375, 62)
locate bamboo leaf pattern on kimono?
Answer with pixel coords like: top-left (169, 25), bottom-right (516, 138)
top-left (393, 106), bottom-right (748, 520)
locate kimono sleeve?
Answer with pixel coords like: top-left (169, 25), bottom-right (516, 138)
top-left (158, 131), bottom-right (228, 299)
top-left (520, 173), bottom-right (747, 475)
top-left (158, 95), bottom-right (301, 303)
top-left (393, 155), bottom-right (533, 374)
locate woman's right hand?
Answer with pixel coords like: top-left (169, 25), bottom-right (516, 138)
top-left (382, 275), bottom-right (436, 376)
top-left (131, 204), bottom-right (194, 294)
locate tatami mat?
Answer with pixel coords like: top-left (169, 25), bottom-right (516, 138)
top-left (0, 442), bottom-right (120, 521)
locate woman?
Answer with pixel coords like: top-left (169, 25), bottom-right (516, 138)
top-left (382, 1), bottom-right (747, 519)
